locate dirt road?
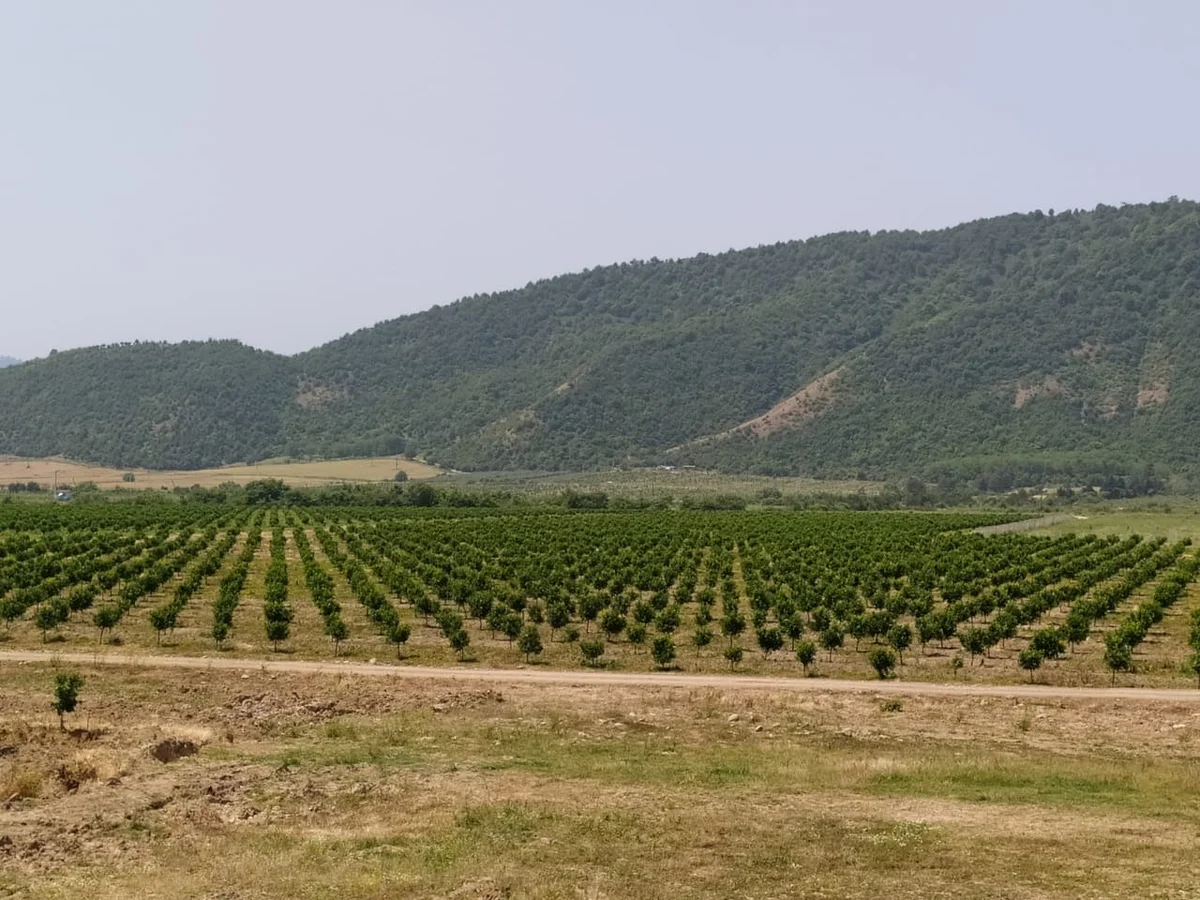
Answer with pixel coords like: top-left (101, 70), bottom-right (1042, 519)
top-left (3, 649), bottom-right (1199, 702)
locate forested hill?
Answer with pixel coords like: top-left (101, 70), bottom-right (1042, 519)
top-left (0, 357), bottom-right (19, 368)
top-left (2, 199), bottom-right (1199, 484)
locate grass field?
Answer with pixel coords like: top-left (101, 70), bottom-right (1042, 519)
top-left (1030, 499), bottom-right (1200, 542)
top-left (2, 663), bottom-right (1198, 899)
top-left (442, 467), bottom-right (882, 499)
top-left (0, 455), bottom-right (442, 490)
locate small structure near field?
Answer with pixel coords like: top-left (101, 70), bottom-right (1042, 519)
top-left (54, 490), bottom-right (73, 502)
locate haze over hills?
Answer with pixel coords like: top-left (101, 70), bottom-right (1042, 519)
top-left (0, 357), bottom-right (20, 369)
top-left (1, 199), bottom-right (1199, 486)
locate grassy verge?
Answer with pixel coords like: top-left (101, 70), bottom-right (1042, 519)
top-left (4, 663), bottom-right (1198, 898)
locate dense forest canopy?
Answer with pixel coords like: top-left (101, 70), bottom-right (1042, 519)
top-left (1, 200), bottom-right (1199, 485)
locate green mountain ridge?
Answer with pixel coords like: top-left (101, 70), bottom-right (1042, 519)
top-left (0, 357), bottom-right (20, 369)
top-left (2, 199), bottom-right (1199, 484)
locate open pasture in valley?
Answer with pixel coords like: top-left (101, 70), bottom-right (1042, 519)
top-left (0, 455), bottom-right (442, 491)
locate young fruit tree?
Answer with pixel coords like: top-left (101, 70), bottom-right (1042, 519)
top-left (1103, 634), bottom-right (1133, 685)
top-left (959, 627), bottom-right (989, 666)
top-left (819, 625), bottom-right (844, 661)
top-left (1188, 650), bottom-right (1200, 688)
top-left (887, 624), bottom-right (912, 664)
top-left (266, 618), bottom-right (290, 651)
top-left (580, 638), bottom-right (606, 666)
top-left (35, 603), bottom-right (65, 642)
top-left (327, 617), bottom-right (349, 656)
top-left (52, 671), bottom-right (85, 731)
top-left (94, 605), bottom-right (120, 643)
top-left (517, 624), bottom-right (544, 663)
top-left (796, 639), bottom-right (817, 674)
top-left (756, 627), bottom-right (784, 658)
top-left (501, 610), bottom-right (523, 645)
top-left (869, 647), bottom-right (897, 680)
top-left (1030, 627), bottom-right (1066, 662)
top-left (721, 611), bottom-right (746, 646)
top-left (546, 601), bottom-right (571, 638)
top-left (600, 608), bottom-right (627, 642)
top-left (449, 628), bottom-right (471, 660)
top-left (626, 621), bottom-right (648, 651)
top-left (651, 634), bottom-right (676, 670)
top-left (1018, 648), bottom-right (1044, 683)
top-left (388, 621), bottom-right (412, 658)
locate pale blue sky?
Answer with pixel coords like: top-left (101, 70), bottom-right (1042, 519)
top-left (2, 1), bottom-right (1198, 360)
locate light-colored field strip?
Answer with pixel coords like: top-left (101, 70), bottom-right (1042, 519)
top-left (3, 649), bottom-right (1199, 702)
top-left (0, 455), bottom-right (441, 489)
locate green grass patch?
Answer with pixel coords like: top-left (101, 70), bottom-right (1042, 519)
top-left (866, 754), bottom-right (1200, 819)
top-left (251, 709), bottom-right (1200, 827)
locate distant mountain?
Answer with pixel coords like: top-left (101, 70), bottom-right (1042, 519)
top-left (0, 357), bottom-right (19, 369)
top-left (1, 199), bottom-right (1199, 484)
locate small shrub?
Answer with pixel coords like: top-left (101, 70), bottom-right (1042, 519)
top-left (52, 671), bottom-right (85, 730)
top-left (517, 625), bottom-right (544, 662)
top-left (796, 639), bottom-right (817, 674)
top-left (57, 756), bottom-right (99, 792)
top-left (869, 647), bottom-right (897, 679)
top-left (651, 634), bottom-right (676, 669)
top-left (1103, 635), bottom-right (1133, 685)
top-left (580, 638), bottom-right (605, 666)
top-left (449, 628), bottom-right (471, 660)
top-left (724, 646), bottom-right (744, 670)
top-left (626, 621), bottom-right (648, 651)
top-left (1185, 650), bottom-right (1200, 688)
top-left (388, 621), bottom-right (412, 658)
top-left (1018, 648), bottom-right (1044, 682)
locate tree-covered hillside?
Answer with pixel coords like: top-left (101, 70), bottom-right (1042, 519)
top-left (1, 200), bottom-right (1198, 482)
top-left (0, 342), bottom-right (293, 469)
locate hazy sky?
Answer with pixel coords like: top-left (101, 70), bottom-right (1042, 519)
top-left (2, 2), bottom-right (1198, 360)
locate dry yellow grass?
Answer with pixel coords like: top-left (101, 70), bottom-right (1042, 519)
top-left (2, 665), bottom-right (1199, 899)
top-left (0, 455), bottom-right (442, 490)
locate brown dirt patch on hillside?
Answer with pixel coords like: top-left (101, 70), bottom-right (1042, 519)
top-left (294, 380), bottom-right (348, 410)
top-left (1014, 375), bottom-right (1065, 408)
top-left (1070, 339), bottom-right (1105, 360)
top-left (1137, 381), bottom-right (1169, 408)
top-left (736, 368), bottom-right (842, 438)
top-left (706, 367), bottom-right (843, 442)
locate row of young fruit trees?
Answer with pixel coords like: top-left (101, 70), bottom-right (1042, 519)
top-left (1, 504), bottom-right (1199, 682)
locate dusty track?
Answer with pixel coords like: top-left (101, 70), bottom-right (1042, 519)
top-left (3, 649), bottom-right (1199, 702)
